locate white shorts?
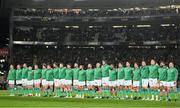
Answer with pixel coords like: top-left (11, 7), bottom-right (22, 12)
top-left (47, 81), bottom-right (54, 86)
top-left (133, 81), bottom-right (140, 87)
top-left (109, 81), bottom-right (117, 87)
top-left (34, 79), bottom-right (41, 85)
top-left (149, 78), bottom-right (157, 87)
top-left (117, 79), bottom-right (124, 86)
top-left (124, 80), bottom-right (132, 86)
top-left (167, 81), bottom-right (176, 87)
top-left (22, 79), bottom-right (28, 86)
top-left (16, 80), bottom-right (22, 85)
top-left (102, 77), bottom-right (109, 86)
top-left (73, 80), bottom-right (79, 86)
top-left (142, 79), bottom-right (149, 87)
top-left (59, 79), bottom-right (66, 85)
top-left (27, 80), bottom-right (33, 86)
top-left (54, 79), bottom-right (59, 87)
top-left (8, 80), bottom-right (15, 85)
top-left (160, 81), bottom-right (167, 87)
top-left (87, 81), bottom-right (94, 86)
top-left (42, 79), bottom-right (47, 86)
top-left (94, 80), bottom-right (102, 86)
top-left (65, 80), bottom-right (72, 85)
top-left (78, 81), bottom-right (85, 86)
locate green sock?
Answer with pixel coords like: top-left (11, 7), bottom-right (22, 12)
top-left (50, 88), bottom-right (53, 96)
top-left (138, 91), bottom-right (140, 97)
top-left (56, 88), bottom-right (60, 96)
top-left (37, 88), bottom-right (40, 94)
top-left (174, 92), bottom-right (177, 99)
top-left (134, 92), bottom-right (136, 97)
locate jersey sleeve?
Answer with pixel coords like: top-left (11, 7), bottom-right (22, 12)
top-left (175, 68), bottom-right (178, 81)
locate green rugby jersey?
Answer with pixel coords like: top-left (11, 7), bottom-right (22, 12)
top-left (7, 69), bottom-right (16, 80)
top-left (16, 69), bottom-right (22, 80)
top-left (109, 68), bottom-right (117, 81)
top-left (94, 67), bottom-right (102, 80)
top-left (59, 67), bottom-right (66, 79)
top-left (101, 64), bottom-right (110, 77)
top-left (65, 68), bottom-right (73, 80)
top-left (46, 69), bottom-right (54, 81)
top-left (78, 69), bottom-right (86, 81)
top-left (22, 67), bottom-right (28, 79)
top-left (149, 65), bottom-right (159, 79)
top-left (124, 67), bottom-right (133, 80)
top-left (27, 69), bottom-right (33, 80)
top-left (41, 68), bottom-right (47, 79)
top-left (86, 69), bottom-right (94, 81)
top-left (167, 67), bottom-right (178, 81)
top-left (33, 69), bottom-right (41, 80)
top-left (158, 66), bottom-right (168, 81)
top-left (73, 68), bottom-right (80, 80)
top-left (117, 67), bottom-right (124, 80)
top-left (140, 66), bottom-right (149, 79)
top-left (53, 67), bottom-right (59, 79)
top-left (133, 68), bottom-right (141, 81)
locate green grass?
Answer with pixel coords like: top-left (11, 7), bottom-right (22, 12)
top-left (0, 90), bottom-right (180, 108)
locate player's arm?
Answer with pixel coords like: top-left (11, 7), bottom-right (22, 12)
top-left (174, 68), bottom-right (178, 82)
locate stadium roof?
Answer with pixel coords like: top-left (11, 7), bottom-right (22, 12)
top-left (3, 0), bottom-right (180, 8)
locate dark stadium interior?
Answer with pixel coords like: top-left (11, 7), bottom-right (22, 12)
top-left (0, 0), bottom-right (180, 83)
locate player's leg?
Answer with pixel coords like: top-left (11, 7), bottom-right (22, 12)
top-left (154, 79), bottom-right (159, 101)
top-left (16, 80), bottom-right (22, 96)
top-left (49, 81), bottom-right (54, 97)
top-left (142, 79), bottom-right (149, 100)
top-left (159, 81), bottom-right (164, 101)
top-left (8, 80), bottom-right (15, 96)
top-left (30, 80), bottom-right (33, 96)
top-left (54, 79), bottom-right (59, 97)
top-left (149, 78), bottom-right (155, 100)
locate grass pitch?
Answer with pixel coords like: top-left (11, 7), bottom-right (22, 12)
top-left (0, 90), bottom-right (179, 108)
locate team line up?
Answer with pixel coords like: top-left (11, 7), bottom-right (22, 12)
top-left (7, 59), bottom-right (178, 101)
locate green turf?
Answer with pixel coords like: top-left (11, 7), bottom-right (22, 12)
top-left (0, 90), bottom-right (179, 108)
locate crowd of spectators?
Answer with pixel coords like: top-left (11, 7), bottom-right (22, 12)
top-left (13, 25), bottom-right (180, 42)
top-left (13, 46), bottom-right (180, 70)
top-left (13, 7), bottom-right (180, 17)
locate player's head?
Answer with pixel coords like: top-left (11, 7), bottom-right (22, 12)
top-left (74, 63), bottom-right (78, 68)
top-left (67, 63), bottom-right (71, 68)
top-left (150, 59), bottom-right (156, 65)
top-left (142, 61), bottom-right (146, 67)
top-left (23, 63), bottom-right (27, 68)
top-left (28, 66), bottom-right (32, 70)
top-left (118, 62), bottom-right (123, 68)
top-left (59, 63), bottom-right (64, 68)
top-left (88, 63), bottom-right (92, 69)
top-left (53, 63), bottom-right (57, 67)
top-left (160, 61), bottom-right (165, 67)
top-left (134, 62), bottom-right (138, 68)
top-left (42, 64), bottom-right (46, 69)
top-left (102, 60), bottom-right (107, 65)
top-left (17, 64), bottom-right (21, 69)
top-left (126, 61), bottom-right (130, 67)
top-left (34, 64), bottom-right (38, 69)
top-left (169, 62), bottom-right (174, 68)
top-left (110, 64), bottom-right (114, 69)
top-left (10, 64), bottom-right (14, 69)
top-left (47, 64), bottom-right (51, 69)
top-left (79, 65), bottom-right (84, 69)
top-left (96, 62), bottom-right (101, 68)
